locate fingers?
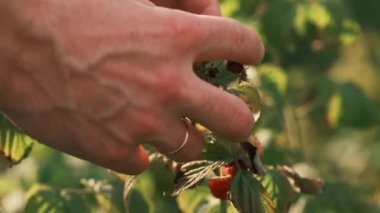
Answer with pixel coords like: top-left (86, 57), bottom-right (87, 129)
top-left (73, 135), bottom-right (150, 175)
top-left (97, 145), bottom-right (150, 175)
top-left (192, 16), bottom-right (265, 64)
top-left (150, 0), bottom-right (221, 16)
top-left (179, 0), bottom-right (221, 16)
top-left (183, 75), bottom-right (255, 141)
top-left (151, 118), bottom-right (204, 162)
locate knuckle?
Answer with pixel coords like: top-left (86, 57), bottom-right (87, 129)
top-left (153, 72), bottom-right (187, 106)
top-left (131, 111), bottom-right (162, 139)
top-left (230, 22), bottom-right (246, 56)
top-left (167, 15), bottom-right (204, 51)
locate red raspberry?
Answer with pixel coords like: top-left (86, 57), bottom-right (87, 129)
top-left (221, 163), bottom-right (239, 177)
top-left (221, 160), bottom-right (248, 177)
top-left (208, 177), bottom-right (233, 200)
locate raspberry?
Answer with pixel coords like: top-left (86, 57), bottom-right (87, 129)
top-left (221, 160), bottom-right (248, 177)
top-left (208, 177), bottom-right (233, 200)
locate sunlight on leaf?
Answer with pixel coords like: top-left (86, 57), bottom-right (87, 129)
top-left (340, 19), bottom-right (361, 45)
top-left (0, 114), bottom-right (35, 165)
top-left (25, 184), bottom-right (91, 213)
top-left (308, 2), bottom-right (331, 30)
top-left (260, 168), bottom-right (295, 213)
top-left (230, 85), bottom-right (262, 122)
top-left (220, 0), bottom-right (240, 17)
top-left (293, 3), bottom-right (308, 36)
top-left (258, 64), bottom-right (288, 107)
top-left (327, 93), bottom-right (342, 128)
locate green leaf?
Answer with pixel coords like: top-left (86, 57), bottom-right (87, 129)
top-left (307, 2), bottom-right (332, 30)
top-left (262, 0), bottom-right (296, 50)
top-left (24, 184), bottom-right (91, 213)
top-left (128, 170), bottom-right (156, 213)
top-left (231, 171), bottom-right (275, 213)
top-left (260, 168), bottom-right (295, 213)
top-left (208, 201), bottom-right (238, 213)
top-left (0, 113), bottom-right (35, 165)
top-left (327, 83), bottom-right (379, 128)
top-left (170, 161), bottom-right (224, 196)
top-left (176, 185), bottom-right (210, 213)
top-left (258, 64), bottom-right (288, 107)
top-left (123, 175), bottom-right (138, 211)
top-left (127, 189), bottom-right (151, 213)
top-left (230, 85), bottom-right (263, 122)
top-left (200, 134), bottom-right (240, 162)
top-left (293, 3), bottom-right (309, 36)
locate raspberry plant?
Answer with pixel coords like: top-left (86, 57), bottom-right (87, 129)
top-left (120, 61), bottom-right (324, 213)
top-left (2, 0), bottom-right (380, 212)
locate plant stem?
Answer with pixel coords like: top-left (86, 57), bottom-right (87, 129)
top-left (220, 200), bottom-right (227, 213)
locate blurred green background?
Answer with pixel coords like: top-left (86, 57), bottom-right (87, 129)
top-left (1, 0), bottom-right (380, 212)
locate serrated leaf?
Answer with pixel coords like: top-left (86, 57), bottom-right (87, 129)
top-left (24, 184), bottom-right (91, 213)
top-left (0, 114), bottom-right (35, 165)
top-left (171, 161), bottom-right (224, 196)
top-left (200, 134), bottom-right (240, 162)
top-left (231, 171), bottom-right (275, 213)
top-left (230, 85), bottom-right (263, 122)
top-left (260, 169), bottom-right (295, 213)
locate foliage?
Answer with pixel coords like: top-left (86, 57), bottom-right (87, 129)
top-left (2, 0), bottom-right (380, 212)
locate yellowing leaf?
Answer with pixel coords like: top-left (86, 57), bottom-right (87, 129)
top-left (0, 114), bottom-right (35, 165)
top-left (327, 93), bottom-right (342, 128)
top-left (259, 65), bottom-right (288, 96)
top-left (308, 2), bottom-right (332, 30)
top-left (230, 85), bottom-right (263, 122)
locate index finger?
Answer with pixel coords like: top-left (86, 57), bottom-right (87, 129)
top-left (192, 16), bottom-right (265, 65)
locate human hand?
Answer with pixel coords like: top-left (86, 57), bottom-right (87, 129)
top-left (148, 0), bottom-right (221, 15)
top-left (0, 0), bottom-right (264, 174)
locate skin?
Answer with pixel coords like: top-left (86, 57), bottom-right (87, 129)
top-left (0, 0), bottom-right (264, 174)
